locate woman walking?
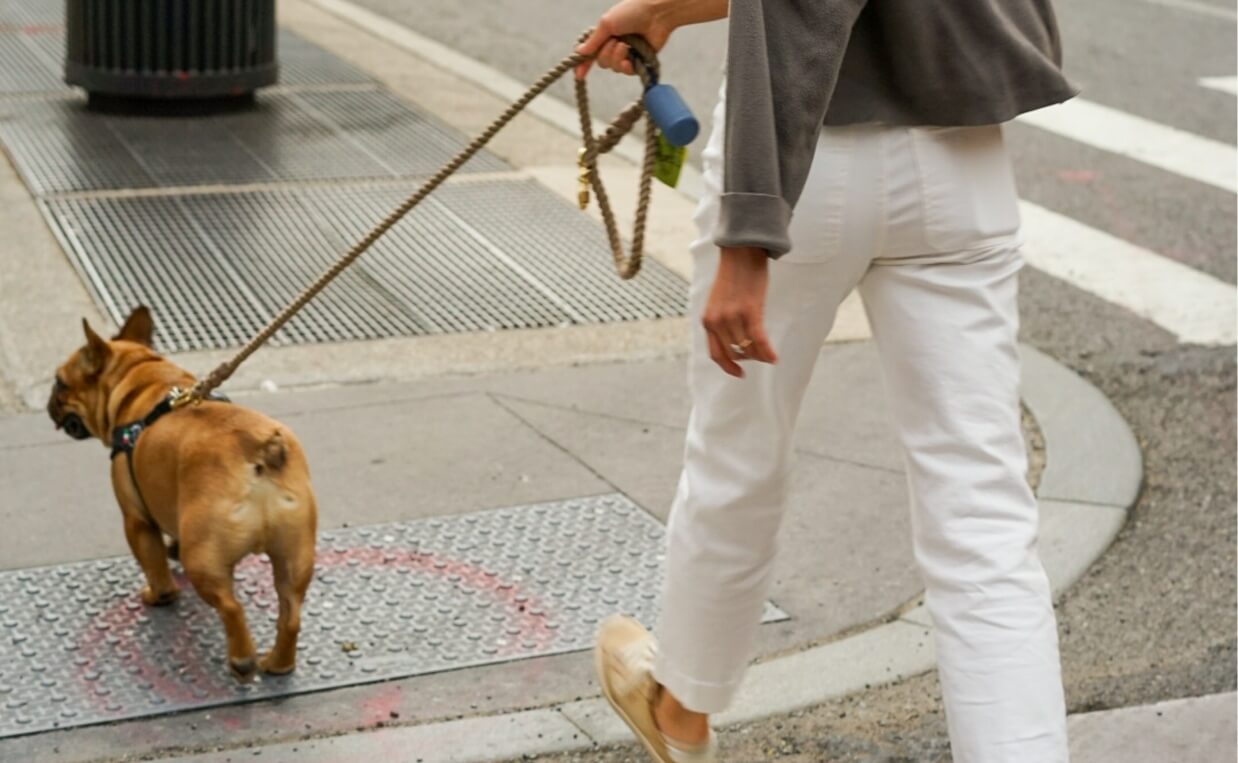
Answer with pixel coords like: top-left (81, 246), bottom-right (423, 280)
top-left (578, 1), bottom-right (1078, 761)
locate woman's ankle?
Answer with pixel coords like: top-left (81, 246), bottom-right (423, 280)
top-left (654, 685), bottom-right (711, 745)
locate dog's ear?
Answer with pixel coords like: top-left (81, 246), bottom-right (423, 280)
top-left (114, 305), bottom-right (154, 347)
top-left (79, 318), bottom-right (110, 375)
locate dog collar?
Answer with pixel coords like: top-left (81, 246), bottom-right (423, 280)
top-left (109, 387), bottom-right (230, 461)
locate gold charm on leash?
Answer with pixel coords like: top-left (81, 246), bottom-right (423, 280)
top-left (577, 148), bottom-right (591, 210)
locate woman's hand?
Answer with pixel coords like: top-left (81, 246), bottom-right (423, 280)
top-left (576, 0), bottom-right (673, 79)
top-left (576, 0), bottom-right (727, 79)
top-left (702, 247), bottom-right (778, 378)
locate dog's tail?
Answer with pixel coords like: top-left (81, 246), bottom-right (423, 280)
top-left (251, 430), bottom-right (288, 477)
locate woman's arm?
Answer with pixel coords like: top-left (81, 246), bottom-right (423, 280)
top-left (717, 0), bottom-right (868, 258)
top-left (576, 0), bottom-right (728, 78)
top-left (579, 0), bottom-right (866, 377)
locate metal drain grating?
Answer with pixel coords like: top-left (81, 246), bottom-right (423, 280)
top-left (0, 88), bottom-right (509, 194)
top-left (0, 27), bottom-right (371, 95)
top-left (0, 0), bottom-right (61, 27)
top-left (0, 494), bottom-right (787, 738)
top-left (41, 178), bottom-right (688, 352)
top-left (277, 29), bottom-right (375, 87)
top-left (0, 28), bottom-right (63, 94)
top-left (435, 181), bottom-right (694, 323)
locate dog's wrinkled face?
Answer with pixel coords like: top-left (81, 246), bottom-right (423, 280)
top-left (47, 306), bottom-right (155, 441)
top-left (48, 371), bottom-right (93, 440)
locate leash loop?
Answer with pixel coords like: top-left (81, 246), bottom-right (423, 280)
top-left (184, 30), bottom-right (665, 403)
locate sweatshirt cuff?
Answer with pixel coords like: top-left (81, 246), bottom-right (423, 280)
top-left (714, 192), bottom-right (793, 258)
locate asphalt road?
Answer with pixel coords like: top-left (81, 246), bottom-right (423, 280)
top-left (341, 0), bottom-right (1237, 759)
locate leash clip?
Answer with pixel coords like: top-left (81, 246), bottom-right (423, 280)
top-left (168, 386), bottom-right (199, 410)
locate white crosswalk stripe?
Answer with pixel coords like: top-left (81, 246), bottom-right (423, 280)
top-left (1020, 202), bottom-right (1236, 346)
top-left (1018, 98), bottom-right (1238, 193)
top-left (1199, 76), bottom-right (1238, 96)
top-left (1143, 0), bottom-right (1238, 21)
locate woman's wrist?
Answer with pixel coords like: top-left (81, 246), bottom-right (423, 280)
top-left (720, 246), bottom-right (768, 267)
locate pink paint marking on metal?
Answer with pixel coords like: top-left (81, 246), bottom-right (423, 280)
top-left (74, 571), bottom-right (217, 711)
top-left (70, 544), bottom-right (559, 708)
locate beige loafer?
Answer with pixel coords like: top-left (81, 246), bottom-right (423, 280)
top-left (594, 615), bottom-right (718, 763)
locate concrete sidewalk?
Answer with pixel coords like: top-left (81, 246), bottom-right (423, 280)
top-left (1068, 692), bottom-right (1237, 763)
top-left (0, 0), bottom-right (1152, 761)
top-left (152, 692), bottom-right (1238, 763)
top-left (0, 341), bottom-right (1139, 763)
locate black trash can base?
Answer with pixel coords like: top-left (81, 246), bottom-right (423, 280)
top-left (66, 0), bottom-right (278, 101)
top-left (85, 91), bottom-right (259, 117)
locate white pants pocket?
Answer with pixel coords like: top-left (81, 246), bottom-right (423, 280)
top-left (910, 125), bottom-right (1021, 252)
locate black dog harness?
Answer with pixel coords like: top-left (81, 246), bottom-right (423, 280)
top-left (110, 387), bottom-right (229, 511)
top-left (110, 388), bottom-right (230, 460)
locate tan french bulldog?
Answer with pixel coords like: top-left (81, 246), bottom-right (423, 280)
top-left (47, 306), bottom-right (317, 680)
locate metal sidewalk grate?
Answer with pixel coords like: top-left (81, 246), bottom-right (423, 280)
top-left (277, 29), bottom-right (375, 88)
top-left (0, 88), bottom-right (509, 194)
top-left (41, 178), bottom-right (688, 352)
top-left (0, 0), bottom-right (60, 27)
top-left (0, 27), bottom-right (63, 94)
top-left (0, 494), bottom-right (786, 738)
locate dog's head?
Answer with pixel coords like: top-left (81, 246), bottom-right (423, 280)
top-left (48, 306), bottom-right (156, 441)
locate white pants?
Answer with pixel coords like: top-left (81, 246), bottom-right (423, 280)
top-left (653, 94), bottom-right (1069, 762)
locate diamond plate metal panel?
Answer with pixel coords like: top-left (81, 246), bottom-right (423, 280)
top-left (0, 89), bottom-right (509, 194)
top-left (41, 179), bottom-right (688, 352)
top-left (0, 494), bottom-right (786, 738)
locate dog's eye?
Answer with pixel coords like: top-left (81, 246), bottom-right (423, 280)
top-left (54, 376), bottom-right (67, 394)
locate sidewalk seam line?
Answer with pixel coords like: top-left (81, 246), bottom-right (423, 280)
top-left (793, 447), bottom-right (905, 477)
top-left (488, 390), bottom-right (687, 432)
top-left (487, 392), bottom-right (625, 498)
top-left (493, 391), bottom-right (907, 477)
top-left (1035, 495), bottom-right (1136, 511)
top-left (256, 387), bottom-right (481, 420)
top-left (556, 706), bottom-right (604, 747)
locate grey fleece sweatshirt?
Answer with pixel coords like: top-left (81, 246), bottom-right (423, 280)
top-left (716, 0), bottom-right (1077, 258)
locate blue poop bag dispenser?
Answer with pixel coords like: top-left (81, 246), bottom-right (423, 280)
top-left (622, 35), bottom-right (699, 147)
top-left (643, 80), bottom-right (698, 147)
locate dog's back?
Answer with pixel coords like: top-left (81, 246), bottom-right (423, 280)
top-left (136, 402), bottom-right (316, 558)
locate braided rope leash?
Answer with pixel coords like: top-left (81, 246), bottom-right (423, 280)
top-left (576, 34), bottom-right (660, 281)
top-left (178, 33), bottom-right (664, 406)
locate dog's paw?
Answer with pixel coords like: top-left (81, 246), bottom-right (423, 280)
top-left (258, 652), bottom-right (296, 676)
top-left (229, 656), bottom-right (258, 681)
top-left (140, 586), bottom-right (180, 607)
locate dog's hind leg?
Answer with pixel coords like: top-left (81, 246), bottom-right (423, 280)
top-left (164, 536), bottom-right (179, 562)
top-left (123, 514), bottom-right (180, 606)
top-left (182, 544), bottom-right (259, 680)
top-left (259, 508), bottom-right (316, 675)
